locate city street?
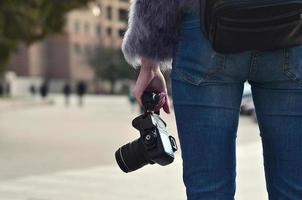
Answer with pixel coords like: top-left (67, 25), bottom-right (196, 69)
top-left (0, 95), bottom-right (268, 200)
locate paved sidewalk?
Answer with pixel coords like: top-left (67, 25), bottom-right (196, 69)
top-left (0, 142), bottom-right (268, 200)
top-left (0, 95), bottom-right (267, 199)
top-left (0, 98), bottom-right (53, 112)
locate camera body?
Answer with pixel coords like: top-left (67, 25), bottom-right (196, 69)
top-left (115, 91), bottom-right (178, 173)
top-left (132, 112), bottom-right (177, 166)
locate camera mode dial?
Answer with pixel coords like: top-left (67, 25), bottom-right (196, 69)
top-left (143, 131), bottom-right (157, 148)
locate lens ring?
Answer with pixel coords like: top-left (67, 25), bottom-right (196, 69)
top-left (119, 147), bottom-right (131, 172)
top-left (115, 139), bottom-right (149, 173)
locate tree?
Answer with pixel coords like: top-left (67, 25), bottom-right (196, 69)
top-left (0, 0), bottom-right (92, 74)
top-left (89, 46), bottom-right (137, 94)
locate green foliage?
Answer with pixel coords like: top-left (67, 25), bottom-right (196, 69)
top-left (89, 46), bottom-right (137, 93)
top-left (0, 0), bottom-right (91, 73)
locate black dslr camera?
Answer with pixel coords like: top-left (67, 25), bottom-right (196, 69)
top-left (115, 91), bottom-right (178, 173)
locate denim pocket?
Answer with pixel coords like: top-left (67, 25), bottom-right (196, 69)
top-left (283, 45), bottom-right (302, 85)
top-left (171, 18), bottom-right (226, 86)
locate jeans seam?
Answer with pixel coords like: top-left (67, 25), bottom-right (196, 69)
top-left (282, 48), bottom-right (302, 85)
top-left (173, 55), bottom-right (226, 86)
top-left (248, 52), bottom-right (258, 80)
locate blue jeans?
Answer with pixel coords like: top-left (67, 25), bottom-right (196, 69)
top-left (170, 12), bottom-right (302, 200)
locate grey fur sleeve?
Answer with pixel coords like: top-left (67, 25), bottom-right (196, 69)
top-left (121, 0), bottom-right (182, 71)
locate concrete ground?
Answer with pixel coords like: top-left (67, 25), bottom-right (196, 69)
top-left (0, 95), bottom-right (268, 200)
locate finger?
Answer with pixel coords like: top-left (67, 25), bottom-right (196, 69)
top-left (153, 91), bottom-right (169, 113)
top-left (153, 95), bottom-right (166, 111)
top-left (163, 95), bottom-right (171, 114)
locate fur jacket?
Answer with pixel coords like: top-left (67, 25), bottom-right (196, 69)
top-left (122, 0), bottom-right (199, 71)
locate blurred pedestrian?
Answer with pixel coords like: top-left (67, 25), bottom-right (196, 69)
top-left (5, 83), bottom-right (10, 97)
top-left (29, 84), bottom-right (36, 97)
top-left (40, 81), bottom-right (49, 100)
top-left (76, 81), bottom-right (86, 107)
top-left (63, 82), bottom-right (71, 106)
top-left (0, 84), bottom-right (4, 97)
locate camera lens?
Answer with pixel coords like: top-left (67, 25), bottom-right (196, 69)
top-left (115, 138), bottom-right (150, 173)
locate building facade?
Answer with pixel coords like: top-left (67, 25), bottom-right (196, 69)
top-left (8, 0), bottom-right (130, 82)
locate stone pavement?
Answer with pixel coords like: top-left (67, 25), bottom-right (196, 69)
top-left (0, 95), bottom-right (268, 200)
top-left (0, 97), bottom-right (53, 112)
top-left (0, 142), bottom-right (267, 200)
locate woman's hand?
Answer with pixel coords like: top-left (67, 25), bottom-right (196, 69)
top-left (133, 58), bottom-right (171, 114)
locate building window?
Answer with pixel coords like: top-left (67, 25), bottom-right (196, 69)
top-left (107, 27), bottom-right (112, 36)
top-left (119, 29), bottom-right (126, 37)
top-left (84, 22), bottom-right (90, 34)
top-left (119, 9), bottom-right (128, 22)
top-left (74, 20), bottom-right (80, 33)
top-left (96, 24), bottom-right (101, 36)
top-left (85, 45), bottom-right (92, 56)
top-left (74, 43), bottom-right (82, 54)
top-left (107, 6), bottom-right (112, 20)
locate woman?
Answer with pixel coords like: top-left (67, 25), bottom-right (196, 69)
top-left (122, 0), bottom-right (302, 199)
